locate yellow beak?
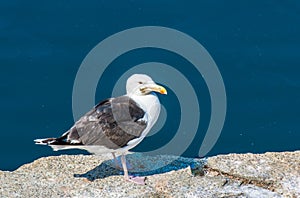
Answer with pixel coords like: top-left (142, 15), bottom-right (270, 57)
top-left (149, 84), bottom-right (167, 95)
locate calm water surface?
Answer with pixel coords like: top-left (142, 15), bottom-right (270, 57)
top-left (0, 1), bottom-right (299, 170)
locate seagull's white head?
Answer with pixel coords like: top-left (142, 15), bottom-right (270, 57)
top-left (126, 74), bottom-right (167, 96)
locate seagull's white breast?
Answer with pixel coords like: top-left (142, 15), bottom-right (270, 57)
top-left (118, 93), bottom-right (161, 152)
top-left (129, 93), bottom-right (161, 129)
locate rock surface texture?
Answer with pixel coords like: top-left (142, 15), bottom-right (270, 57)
top-left (0, 151), bottom-right (299, 198)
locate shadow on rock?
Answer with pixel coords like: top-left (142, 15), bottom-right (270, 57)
top-left (74, 153), bottom-right (206, 181)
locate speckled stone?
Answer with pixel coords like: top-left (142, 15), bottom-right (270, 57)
top-left (0, 151), bottom-right (298, 197)
top-left (207, 151), bottom-right (300, 197)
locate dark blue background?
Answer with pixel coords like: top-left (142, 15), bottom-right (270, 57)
top-left (1, 1), bottom-right (299, 171)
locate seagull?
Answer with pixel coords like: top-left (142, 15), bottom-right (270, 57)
top-left (34, 74), bottom-right (167, 184)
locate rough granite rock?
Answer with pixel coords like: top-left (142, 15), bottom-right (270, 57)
top-left (0, 151), bottom-right (299, 198)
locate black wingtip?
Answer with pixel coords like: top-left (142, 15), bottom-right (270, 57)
top-left (34, 138), bottom-right (56, 145)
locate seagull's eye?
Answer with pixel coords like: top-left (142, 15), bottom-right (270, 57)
top-left (138, 81), bottom-right (143, 84)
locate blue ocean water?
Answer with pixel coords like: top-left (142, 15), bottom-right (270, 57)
top-left (0, 1), bottom-right (299, 171)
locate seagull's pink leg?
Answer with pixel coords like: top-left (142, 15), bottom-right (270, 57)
top-left (112, 153), bottom-right (122, 169)
top-left (121, 154), bottom-right (146, 185)
top-left (111, 153), bottom-right (132, 170)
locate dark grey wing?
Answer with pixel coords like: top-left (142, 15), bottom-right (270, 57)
top-left (66, 96), bottom-right (147, 149)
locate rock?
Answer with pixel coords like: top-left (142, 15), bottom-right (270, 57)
top-left (0, 151), bottom-right (299, 197)
top-left (207, 151), bottom-right (300, 198)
